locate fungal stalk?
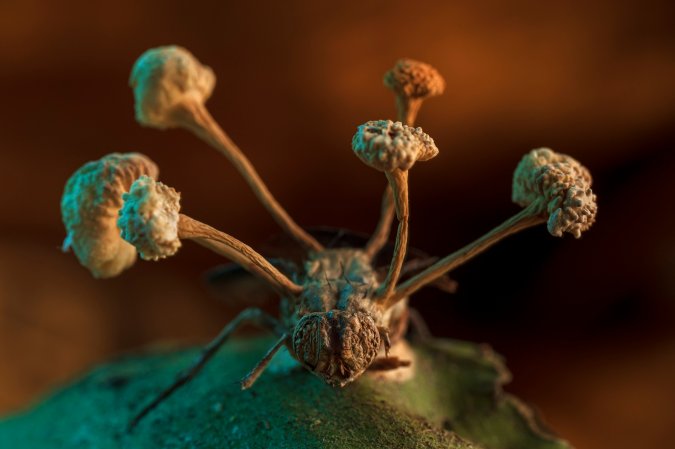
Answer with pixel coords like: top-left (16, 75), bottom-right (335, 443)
top-left (386, 148), bottom-right (597, 307)
top-left (366, 59), bottom-right (445, 259)
top-left (352, 120), bottom-right (439, 301)
top-left (129, 46), bottom-right (322, 252)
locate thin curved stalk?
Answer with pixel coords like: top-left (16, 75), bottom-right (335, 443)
top-left (178, 214), bottom-right (304, 297)
top-left (364, 185), bottom-right (396, 258)
top-left (386, 202), bottom-right (545, 308)
top-left (375, 169), bottom-right (409, 301)
top-left (177, 100), bottom-right (323, 252)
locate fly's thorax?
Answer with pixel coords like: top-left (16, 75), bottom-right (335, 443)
top-left (303, 248), bottom-right (378, 291)
top-left (281, 248), bottom-right (381, 324)
top-left (292, 310), bottom-right (381, 386)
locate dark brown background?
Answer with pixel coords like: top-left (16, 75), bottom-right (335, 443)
top-left (1, 1), bottom-right (674, 448)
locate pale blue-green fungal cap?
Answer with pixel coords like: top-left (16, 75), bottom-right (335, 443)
top-left (129, 45), bottom-right (215, 129)
top-left (61, 153), bottom-right (159, 278)
top-left (118, 176), bottom-right (182, 261)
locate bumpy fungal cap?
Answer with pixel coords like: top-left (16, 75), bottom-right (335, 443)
top-left (513, 148), bottom-right (597, 238)
top-left (384, 59), bottom-right (445, 99)
top-left (61, 153), bottom-right (159, 278)
top-left (118, 176), bottom-right (181, 261)
top-left (352, 120), bottom-right (438, 172)
top-left (129, 45), bottom-right (215, 129)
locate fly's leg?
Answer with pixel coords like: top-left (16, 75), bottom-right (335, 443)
top-left (368, 357), bottom-right (412, 371)
top-left (129, 308), bottom-right (284, 430)
top-left (240, 333), bottom-right (289, 389)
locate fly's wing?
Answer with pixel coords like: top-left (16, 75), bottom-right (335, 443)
top-left (204, 258), bottom-right (300, 307)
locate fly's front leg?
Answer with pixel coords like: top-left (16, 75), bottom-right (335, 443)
top-left (129, 307), bottom-right (284, 430)
top-left (240, 333), bottom-right (289, 389)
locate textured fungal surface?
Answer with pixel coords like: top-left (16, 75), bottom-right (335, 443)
top-left (129, 45), bottom-right (215, 129)
top-left (512, 148), bottom-right (597, 238)
top-left (384, 58), bottom-right (446, 99)
top-left (61, 153), bottom-right (158, 278)
top-left (118, 175), bottom-right (182, 261)
top-left (352, 120), bottom-right (439, 172)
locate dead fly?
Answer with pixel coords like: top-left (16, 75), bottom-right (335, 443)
top-left (60, 47), bottom-right (598, 428)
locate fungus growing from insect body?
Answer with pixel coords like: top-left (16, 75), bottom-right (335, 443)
top-left (59, 46), bottom-right (598, 429)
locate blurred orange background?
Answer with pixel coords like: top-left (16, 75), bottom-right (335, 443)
top-left (1, 1), bottom-right (674, 448)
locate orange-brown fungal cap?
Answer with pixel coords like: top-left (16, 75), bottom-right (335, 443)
top-left (384, 58), bottom-right (445, 99)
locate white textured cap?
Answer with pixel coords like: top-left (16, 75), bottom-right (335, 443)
top-left (118, 176), bottom-right (181, 261)
top-left (129, 45), bottom-right (215, 129)
top-left (61, 153), bottom-right (159, 278)
top-left (513, 148), bottom-right (597, 238)
top-left (352, 120), bottom-right (438, 172)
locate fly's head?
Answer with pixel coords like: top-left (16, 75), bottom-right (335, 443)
top-left (292, 309), bottom-right (381, 386)
top-left (289, 248), bottom-right (385, 386)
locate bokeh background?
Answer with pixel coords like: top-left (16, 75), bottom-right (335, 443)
top-left (1, 1), bottom-right (674, 448)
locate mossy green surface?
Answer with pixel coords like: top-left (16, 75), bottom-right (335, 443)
top-left (0, 337), bottom-right (572, 449)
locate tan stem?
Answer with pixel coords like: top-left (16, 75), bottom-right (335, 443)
top-left (395, 97), bottom-right (423, 126)
top-left (178, 214), bottom-right (304, 297)
top-left (364, 184), bottom-right (396, 258)
top-left (385, 202), bottom-right (546, 308)
top-left (367, 92), bottom-right (421, 260)
top-left (376, 169), bottom-right (409, 301)
top-left (175, 100), bottom-right (323, 252)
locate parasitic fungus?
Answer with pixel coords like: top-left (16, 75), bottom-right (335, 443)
top-left (130, 46), bottom-right (215, 130)
top-left (130, 46), bottom-right (322, 252)
top-left (117, 176), bottom-right (303, 298)
top-left (512, 148), bottom-right (597, 238)
top-left (61, 153), bottom-right (159, 278)
top-left (387, 148), bottom-right (597, 306)
top-left (384, 58), bottom-right (445, 126)
top-left (367, 60), bottom-right (445, 260)
top-left (352, 120), bottom-right (439, 301)
top-left (118, 175), bottom-right (181, 261)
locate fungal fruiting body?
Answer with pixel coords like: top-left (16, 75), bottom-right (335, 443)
top-left (352, 120), bottom-right (439, 172)
top-left (513, 148), bottom-right (597, 238)
top-left (130, 45), bottom-right (215, 129)
top-left (118, 176), bottom-right (181, 261)
top-left (59, 47), bottom-right (598, 427)
top-left (61, 153), bottom-right (158, 278)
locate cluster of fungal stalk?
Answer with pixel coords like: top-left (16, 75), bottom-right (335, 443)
top-left (61, 46), bottom-right (597, 407)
